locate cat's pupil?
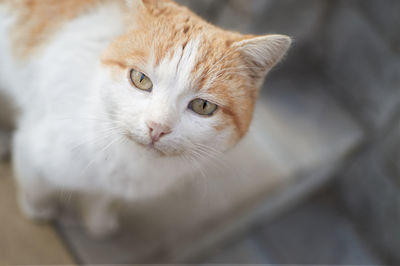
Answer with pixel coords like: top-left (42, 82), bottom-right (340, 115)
top-left (140, 73), bottom-right (145, 83)
top-left (202, 101), bottom-right (207, 109)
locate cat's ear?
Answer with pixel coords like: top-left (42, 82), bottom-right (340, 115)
top-left (234, 34), bottom-right (291, 73)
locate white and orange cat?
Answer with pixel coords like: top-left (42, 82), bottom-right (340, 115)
top-left (0, 0), bottom-right (290, 237)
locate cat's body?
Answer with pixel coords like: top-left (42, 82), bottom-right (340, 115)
top-left (0, 0), bottom-right (290, 237)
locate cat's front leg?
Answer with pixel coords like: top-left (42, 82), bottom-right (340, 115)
top-left (17, 181), bottom-right (58, 222)
top-left (81, 194), bottom-right (120, 239)
top-left (13, 131), bottom-right (59, 222)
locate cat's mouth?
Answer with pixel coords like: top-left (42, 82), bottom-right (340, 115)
top-left (138, 142), bottom-right (167, 156)
top-left (124, 133), bottom-right (169, 156)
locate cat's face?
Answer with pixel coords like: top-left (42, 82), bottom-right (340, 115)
top-left (99, 0), bottom-right (290, 157)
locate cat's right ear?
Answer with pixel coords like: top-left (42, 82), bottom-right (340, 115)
top-left (233, 34), bottom-right (292, 75)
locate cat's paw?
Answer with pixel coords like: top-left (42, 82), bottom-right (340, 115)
top-left (18, 192), bottom-right (58, 222)
top-left (84, 213), bottom-right (120, 239)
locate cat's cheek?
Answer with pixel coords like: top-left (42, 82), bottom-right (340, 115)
top-left (218, 129), bottom-right (240, 152)
top-left (211, 119), bottom-right (240, 149)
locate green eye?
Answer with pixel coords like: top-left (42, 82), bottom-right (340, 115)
top-left (189, 98), bottom-right (218, 116)
top-left (130, 69), bottom-right (153, 92)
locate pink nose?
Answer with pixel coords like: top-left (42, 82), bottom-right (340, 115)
top-left (147, 121), bottom-right (172, 143)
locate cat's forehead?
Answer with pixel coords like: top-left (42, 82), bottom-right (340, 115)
top-left (150, 37), bottom-right (202, 93)
top-left (102, 0), bottom-right (245, 89)
top-left (148, 36), bottom-right (242, 95)
top-left (103, 29), bottom-right (244, 98)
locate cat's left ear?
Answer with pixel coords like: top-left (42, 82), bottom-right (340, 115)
top-left (125, 0), bottom-right (144, 9)
top-left (234, 34), bottom-right (292, 74)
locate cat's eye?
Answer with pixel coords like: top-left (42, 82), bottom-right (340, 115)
top-left (130, 69), bottom-right (153, 92)
top-left (189, 99), bottom-right (218, 116)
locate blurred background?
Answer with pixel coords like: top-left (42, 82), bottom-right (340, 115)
top-left (1, 0), bottom-right (400, 265)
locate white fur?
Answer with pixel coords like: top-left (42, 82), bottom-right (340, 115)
top-left (0, 2), bottom-right (235, 237)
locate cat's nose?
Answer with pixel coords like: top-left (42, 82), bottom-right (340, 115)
top-left (146, 121), bottom-right (172, 143)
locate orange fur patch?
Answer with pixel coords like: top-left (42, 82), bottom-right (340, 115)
top-left (5, 0), bottom-right (113, 59)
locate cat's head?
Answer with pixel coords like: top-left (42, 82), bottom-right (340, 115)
top-left (99, 0), bottom-right (291, 157)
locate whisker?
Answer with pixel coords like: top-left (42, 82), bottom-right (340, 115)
top-left (79, 135), bottom-right (124, 177)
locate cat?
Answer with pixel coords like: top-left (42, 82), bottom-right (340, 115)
top-left (0, 0), bottom-right (291, 238)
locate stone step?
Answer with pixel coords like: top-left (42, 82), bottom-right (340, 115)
top-left (201, 199), bottom-right (382, 265)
